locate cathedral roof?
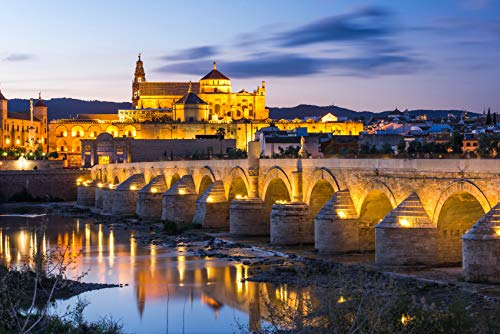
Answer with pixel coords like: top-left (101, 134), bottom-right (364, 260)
top-left (175, 91), bottom-right (207, 105)
top-left (201, 62), bottom-right (230, 81)
top-left (0, 90), bottom-right (6, 101)
top-left (139, 82), bottom-right (200, 96)
top-left (8, 112), bottom-right (41, 122)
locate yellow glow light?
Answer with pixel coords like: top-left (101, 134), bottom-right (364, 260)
top-left (399, 218), bottom-right (410, 227)
top-left (401, 314), bottom-right (413, 326)
top-left (5, 138), bottom-right (10, 145)
top-left (495, 228), bottom-right (500, 237)
top-left (129, 185), bottom-right (137, 191)
top-left (337, 210), bottom-right (346, 219)
top-left (178, 188), bottom-right (187, 195)
top-left (108, 184), bottom-right (114, 189)
top-left (338, 296), bottom-right (346, 303)
top-left (16, 139), bottom-right (20, 145)
top-left (275, 200), bottom-right (288, 204)
top-left (235, 194), bottom-right (242, 199)
top-left (207, 196), bottom-right (214, 203)
top-left (150, 187), bottom-right (158, 193)
top-left (97, 182), bottom-right (104, 188)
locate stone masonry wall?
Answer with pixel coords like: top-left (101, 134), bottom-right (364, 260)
top-left (0, 170), bottom-right (90, 202)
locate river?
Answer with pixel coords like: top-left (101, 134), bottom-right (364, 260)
top-left (0, 204), bottom-right (297, 334)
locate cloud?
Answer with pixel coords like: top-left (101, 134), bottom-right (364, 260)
top-left (274, 7), bottom-right (394, 47)
top-left (155, 6), bottom-right (424, 79)
top-left (158, 52), bottom-right (423, 78)
top-left (2, 53), bottom-right (35, 62)
top-left (162, 46), bottom-right (217, 61)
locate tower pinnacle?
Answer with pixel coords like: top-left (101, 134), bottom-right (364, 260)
top-left (213, 61), bottom-right (216, 70)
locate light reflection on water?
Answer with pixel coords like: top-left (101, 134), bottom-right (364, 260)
top-left (0, 208), bottom-right (309, 334)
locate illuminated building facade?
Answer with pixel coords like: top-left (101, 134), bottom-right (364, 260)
top-left (0, 91), bottom-right (48, 152)
top-left (48, 55), bottom-right (363, 166)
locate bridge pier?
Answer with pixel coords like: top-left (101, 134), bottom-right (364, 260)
top-left (193, 180), bottom-right (229, 228)
top-left (462, 203), bottom-right (500, 283)
top-left (162, 175), bottom-right (197, 225)
top-left (94, 182), bottom-right (107, 210)
top-left (136, 175), bottom-right (167, 221)
top-left (76, 180), bottom-right (99, 207)
top-left (270, 202), bottom-right (312, 245)
top-left (101, 186), bottom-right (115, 214)
top-left (230, 198), bottom-right (267, 236)
top-left (112, 173), bottom-right (146, 215)
top-left (375, 193), bottom-right (437, 265)
top-left (314, 190), bottom-right (358, 253)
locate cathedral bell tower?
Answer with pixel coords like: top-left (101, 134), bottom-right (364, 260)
top-left (132, 53), bottom-right (146, 108)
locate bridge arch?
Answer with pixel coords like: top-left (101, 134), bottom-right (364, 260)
top-left (169, 172), bottom-right (181, 189)
top-left (195, 166), bottom-right (216, 195)
top-left (225, 166), bottom-right (250, 201)
top-left (303, 168), bottom-right (340, 218)
top-left (261, 166), bottom-right (293, 202)
top-left (357, 180), bottom-right (397, 251)
top-left (433, 180), bottom-right (490, 264)
top-left (303, 168), bottom-right (340, 203)
top-left (432, 180), bottom-right (491, 225)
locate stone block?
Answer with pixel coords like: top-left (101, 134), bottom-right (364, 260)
top-left (230, 198), bottom-right (268, 236)
top-left (270, 202), bottom-right (312, 245)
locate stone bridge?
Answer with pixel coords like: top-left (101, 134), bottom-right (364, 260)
top-left (78, 147), bottom-right (500, 283)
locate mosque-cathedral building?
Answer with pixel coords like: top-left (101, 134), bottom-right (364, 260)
top-left (3, 55), bottom-right (362, 166)
top-left (0, 91), bottom-right (48, 152)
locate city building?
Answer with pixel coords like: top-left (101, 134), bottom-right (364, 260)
top-left (0, 91), bottom-right (48, 152)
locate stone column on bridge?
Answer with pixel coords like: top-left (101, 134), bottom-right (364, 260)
top-left (136, 175), bottom-right (167, 221)
top-left (230, 141), bottom-right (268, 236)
top-left (193, 180), bottom-right (229, 228)
top-left (375, 193), bottom-right (437, 265)
top-left (270, 202), bottom-right (312, 245)
top-left (462, 203), bottom-right (500, 283)
top-left (161, 175), bottom-right (197, 226)
top-left (111, 173), bottom-right (146, 215)
top-left (314, 190), bottom-right (359, 253)
top-left (230, 168), bottom-right (268, 236)
top-left (76, 179), bottom-right (99, 208)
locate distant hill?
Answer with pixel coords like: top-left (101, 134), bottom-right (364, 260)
top-left (7, 98), bottom-right (479, 122)
top-left (269, 104), bottom-right (480, 121)
top-left (8, 98), bottom-right (131, 121)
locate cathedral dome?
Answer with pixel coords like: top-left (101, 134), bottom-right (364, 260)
top-left (201, 62), bottom-right (230, 80)
top-left (199, 62), bottom-right (231, 94)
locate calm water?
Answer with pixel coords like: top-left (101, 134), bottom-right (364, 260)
top-left (0, 204), bottom-right (303, 334)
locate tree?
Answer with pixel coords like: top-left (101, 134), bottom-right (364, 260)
top-left (215, 127), bottom-right (226, 156)
top-left (494, 112), bottom-right (498, 125)
top-left (486, 108), bottom-right (492, 125)
top-left (450, 131), bottom-right (463, 154)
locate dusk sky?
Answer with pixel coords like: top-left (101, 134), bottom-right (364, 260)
top-left (1, 0), bottom-right (500, 112)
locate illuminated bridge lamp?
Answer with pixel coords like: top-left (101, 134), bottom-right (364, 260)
top-left (337, 295), bottom-right (346, 303)
top-left (207, 196), bottom-right (214, 203)
top-left (178, 188), bottom-right (187, 195)
top-left (108, 184), bottom-right (114, 189)
top-left (97, 182), bottom-right (104, 188)
top-left (337, 210), bottom-right (346, 219)
top-left (150, 187), bottom-right (158, 194)
top-left (275, 200), bottom-right (288, 204)
top-left (129, 185), bottom-right (137, 191)
top-left (235, 194), bottom-right (242, 200)
top-left (495, 227), bottom-right (500, 237)
top-left (399, 218), bottom-right (410, 227)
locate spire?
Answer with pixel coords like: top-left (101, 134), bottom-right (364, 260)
top-left (35, 91), bottom-right (47, 107)
top-left (138, 53), bottom-right (141, 61)
top-left (213, 61), bottom-right (216, 70)
top-left (188, 81), bottom-right (192, 93)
